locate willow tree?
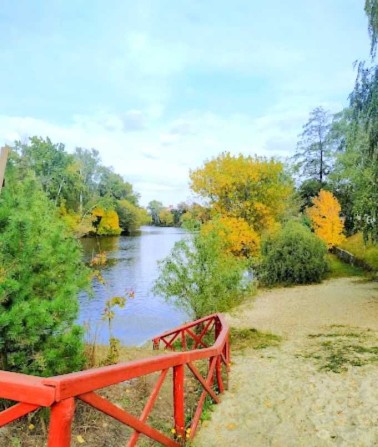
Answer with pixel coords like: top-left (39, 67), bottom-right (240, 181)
top-left (340, 1), bottom-right (378, 240)
top-left (365, 0), bottom-right (378, 57)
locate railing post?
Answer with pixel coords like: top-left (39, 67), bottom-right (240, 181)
top-left (47, 398), bottom-right (75, 447)
top-left (215, 318), bottom-right (221, 341)
top-left (173, 365), bottom-right (185, 440)
top-left (0, 147), bottom-right (9, 195)
top-left (216, 356), bottom-right (224, 393)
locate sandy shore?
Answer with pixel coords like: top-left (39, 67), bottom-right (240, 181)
top-left (195, 278), bottom-right (378, 447)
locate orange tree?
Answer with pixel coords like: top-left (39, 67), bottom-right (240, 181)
top-left (307, 189), bottom-right (345, 248)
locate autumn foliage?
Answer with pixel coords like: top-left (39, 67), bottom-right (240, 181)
top-left (307, 190), bottom-right (345, 248)
top-left (201, 216), bottom-right (260, 258)
top-left (97, 209), bottom-right (122, 235)
top-left (190, 152), bottom-right (292, 234)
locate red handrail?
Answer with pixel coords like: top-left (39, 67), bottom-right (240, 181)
top-left (0, 313), bottom-right (230, 446)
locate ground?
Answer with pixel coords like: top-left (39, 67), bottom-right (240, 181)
top-left (195, 278), bottom-right (378, 447)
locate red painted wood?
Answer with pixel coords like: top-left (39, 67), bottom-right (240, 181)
top-left (173, 364), bottom-right (185, 439)
top-left (79, 391), bottom-right (179, 447)
top-left (0, 371), bottom-right (56, 406)
top-left (187, 362), bottom-right (219, 403)
top-left (189, 356), bottom-right (218, 439)
top-left (181, 330), bottom-right (187, 350)
top-left (0, 402), bottom-right (39, 426)
top-left (44, 336), bottom-right (227, 402)
top-left (47, 398), bottom-right (75, 447)
top-left (216, 356), bottom-right (224, 393)
top-left (186, 328), bottom-right (208, 349)
top-left (128, 368), bottom-right (169, 447)
top-left (0, 314), bottom-right (230, 446)
top-left (154, 315), bottom-right (216, 341)
top-left (189, 388), bottom-right (206, 439)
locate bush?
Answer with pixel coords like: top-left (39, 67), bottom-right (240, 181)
top-left (0, 173), bottom-right (90, 376)
top-left (258, 221), bottom-right (329, 286)
top-left (154, 230), bottom-right (253, 319)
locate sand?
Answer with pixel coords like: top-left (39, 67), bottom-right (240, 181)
top-left (195, 278), bottom-right (378, 447)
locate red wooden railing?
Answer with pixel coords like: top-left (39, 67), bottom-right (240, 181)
top-left (0, 313), bottom-right (230, 446)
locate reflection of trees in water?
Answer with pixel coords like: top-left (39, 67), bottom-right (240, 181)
top-left (81, 235), bottom-right (120, 260)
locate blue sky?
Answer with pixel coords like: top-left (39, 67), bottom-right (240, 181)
top-left (0, 0), bottom-right (371, 205)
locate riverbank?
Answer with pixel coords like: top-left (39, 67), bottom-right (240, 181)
top-left (195, 277), bottom-right (378, 446)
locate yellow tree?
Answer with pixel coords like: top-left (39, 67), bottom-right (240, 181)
top-left (96, 209), bottom-right (122, 235)
top-left (201, 216), bottom-right (260, 258)
top-left (158, 208), bottom-right (174, 226)
top-left (307, 190), bottom-right (345, 248)
top-left (190, 152), bottom-right (293, 234)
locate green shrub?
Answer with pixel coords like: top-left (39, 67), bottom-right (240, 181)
top-left (154, 230), bottom-right (254, 319)
top-left (258, 221), bottom-right (329, 286)
top-left (0, 172), bottom-right (90, 376)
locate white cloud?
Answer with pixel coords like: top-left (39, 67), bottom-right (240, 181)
top-left (1, 105), bottom-right (311, 206)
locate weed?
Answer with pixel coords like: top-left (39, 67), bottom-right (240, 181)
top-left (231, 327), bottom-right (282, 352)
top-left (200, 396), bottom-right (215, 422)
top-left (303, 327), bottom-right (378, 373)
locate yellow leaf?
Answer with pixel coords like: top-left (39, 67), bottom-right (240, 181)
top-left (76, 435), bottom-right (85, 444)
top-left (201, 216), bottom-right (260, 258)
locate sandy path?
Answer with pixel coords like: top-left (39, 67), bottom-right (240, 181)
top-left (195, 278), bottom-right (378, 447)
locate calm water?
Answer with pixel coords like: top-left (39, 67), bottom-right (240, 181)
top-left (79, 226), bottom-right (190, 346)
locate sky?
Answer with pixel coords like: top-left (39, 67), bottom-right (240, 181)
top-left (0, 0), bottom-right (371, 206)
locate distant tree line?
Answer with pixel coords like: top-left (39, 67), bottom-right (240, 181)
top-left (147, 199), bottom-right (209, 228)
top-left (6, 137), bottom-right (150, 237)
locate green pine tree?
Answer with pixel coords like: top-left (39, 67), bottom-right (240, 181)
top-left (0, 169), bottom-right (90, 376)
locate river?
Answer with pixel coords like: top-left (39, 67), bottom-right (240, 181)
top-left (79, 226), bottom-right (190, 346)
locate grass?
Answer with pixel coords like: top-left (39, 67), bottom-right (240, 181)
top-left (326, 253), bottom-right (365, 279)
top-left (339, 233), bottom-right (378, 271)
top-left (230, 327), bottom-right (282, 352)
top-left (302, 326), bottom-right (378, 373)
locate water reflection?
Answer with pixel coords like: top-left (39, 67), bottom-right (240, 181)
top-left (79, 226), bottom-right (190, 346)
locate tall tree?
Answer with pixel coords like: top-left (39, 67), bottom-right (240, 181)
top-left (116, 200), bottom-right (150, 233)
top-left (190, 152), bottom-right (293, 234)
top-left (294, 107), bottom-right (333, 185)
top-left (14, 137), bottom-right (77, 206)
top-left (73, 148), bottom-right (101, 213)
top-left (365, 0), bottom-right (378, 57)
top-left (346, 65), bottom-right (378, 240)
top-left (148, 200), bottom-right (164, 225)
top-left (307, 190), bottom-right (345, 249)
top-left (98, 166), bottom-right (139, 204)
